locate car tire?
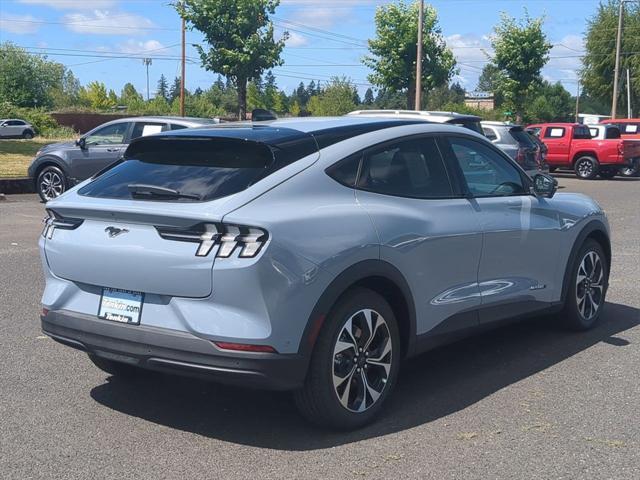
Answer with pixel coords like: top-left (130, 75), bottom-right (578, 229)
top-left (36, 165), bottom-right (67, 202)
top-left (22, 130), bottom-right (34, 139)
top-left (560, 239), bottom-right (608, 331)
top-left (88, 354), bottom-right (142, 378)
top-left (619, 159), bottom-right (640, 177)
top-left (598, 168), bottom-right (617, 179)
top-left (294, 287), bottom-right (401, 430)
top-left (574, 156), bottom-right (599, 180)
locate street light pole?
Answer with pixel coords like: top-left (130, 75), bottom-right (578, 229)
top-left (414, 0), bottom-right (424, 111)
top-left (611, 0), bottom-right (625, 119)
top-left (180, 3), bottom-right (186, 117)
top-left (142, 58), bottom-right (152, 101)
top-left (627, 68), bottom-right (632, 118)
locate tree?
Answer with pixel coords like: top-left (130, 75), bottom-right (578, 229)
top-left (156, 74), bottom-right (169, 101)
top-left (476, 63), bottom-right (504, 106)
top-left (364, 1), bottom-right (456, 109)
top-left (527, 81), bottom-right (573, 122)
top-left (263, 71), bottom-right (278, 111)
top-left (307, 77), bottom-right (357, 116)
top-left (169, 76), bottom-right (182, 102)
top-left (290, 99), bottom-right (301, 116)
top-left (177, 0), bottom-right (288, 120)
top-left (50, 69), bottom-right (82, 108)
top-left (295, 82), bottom-right (309, 107)
top-left (120, 83), bottom-right (143, 105)
top-left (363, 88), bottom-right (375, 106)
top-left (582, 0), bottom-right (639, 114)
top-left (82, 81), bottom-right (115, 110)
top-left (247, 80), bottom-right (264, 110)
top-left (491, 11), bottom-right (552, 122)
top-left (194, 87), bottom-right (204, 96)
top-left (0, 42), bottom-right (65, 108)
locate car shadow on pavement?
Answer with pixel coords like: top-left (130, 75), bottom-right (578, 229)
top-left (90, 301), bottom-right (639, 451)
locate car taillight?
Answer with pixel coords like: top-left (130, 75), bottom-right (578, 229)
top-left (618, 143), bottom-right (624, 155)
top-left (515, 147), bottom-right (526, 164)
top-left (42, 209), bottom-right (84, 239)
top-left (213, 341), bottom-right (277, 353)
top-left (155, 222), bottom-right (268, 258)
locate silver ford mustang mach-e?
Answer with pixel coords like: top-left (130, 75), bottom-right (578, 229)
top-left (39, 117), bottom-right (610, 429)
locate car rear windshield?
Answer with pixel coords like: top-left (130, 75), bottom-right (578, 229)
top-left (447, 120), bottom-right (483, 135)
top-left (508, 127), bottom-right (536, 147)
top-left (79, 137), bottom-right (284, 202)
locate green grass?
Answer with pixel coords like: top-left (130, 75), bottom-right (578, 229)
top-left (0, 137), bottom-right (73, 178)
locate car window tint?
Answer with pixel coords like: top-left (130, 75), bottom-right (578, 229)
top-left (573, 126), bottom-right (592, 139)
top-left (509, 128), bottom-right (536, 147)
top-left (605, 127), bottom-right (621, 139)
top-left (85, 122), bottom-right (130, 145)
top-left (545, 127), bottom-right (565, 138)
top-left (170, 123), bottom-right (188, 131)
top-left (130, 122), bottom-right (165, 140)
top-left (448, 137), bottom-right (526, 197)
top-left (326, 153), bottom-right (361, 187)
top-left (357, 137), bottom-right (453, 198)
top-left (483, 128), bottom-right (498, 141)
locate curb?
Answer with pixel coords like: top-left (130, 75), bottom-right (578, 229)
top-left (0, 177), bottom-right (35, 195)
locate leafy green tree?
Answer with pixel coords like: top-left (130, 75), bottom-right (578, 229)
top-left (290, 99), bottom-right (301, 116)
top-left (177, 0), bottom-right (288, 119)
top-left (491, 11), bottom-right (552, 122)
top-left (81, 81), bottom-right (115, 110)
top-left (295, 82), bottom-right (309, 107)
top-left (425, 82), bottom-right (466, 110)
top-left (526, 81), bottom-right (573, 122)
top-left (307, 77), bottom-right (357, 116)
top-left (582, 0), bottom-right (639, 114)
top-left (364, 1), bottom-right (456, 109)
top-left (363, 88), bottom-right (375, 106)
top-left (374, 89), bottom-right (407, 109)
top-left (50, 69), bottom-right (82, 109)
top-left (156, 74), bottom-right (169, 101)
top-left (274, 90), bottom-right (288, 114)
top-left (0, 42), bottom-right (66, 108)
top-left (108, 89), bottom-right (118, 107)
top-left (476, 63), bottom-right (504, 107)
top-left (120, 83), bottom-right (143, 105)
top-left (247, 81), bottom-right (264, 110)
top-left (263, 71), bottom-right (278, 111)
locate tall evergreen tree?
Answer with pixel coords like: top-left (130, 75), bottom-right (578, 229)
top-left (156, 74), bottom-right (169, 101)
top-left (363, 88), bottom-right (375, 105)
top-left (169, 76), bottom-right (182, 102)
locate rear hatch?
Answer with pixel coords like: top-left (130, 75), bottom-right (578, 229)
top-left (43, 131), bottom-right (317, 298)
top-left (508, 126), bottom-right (540, 170)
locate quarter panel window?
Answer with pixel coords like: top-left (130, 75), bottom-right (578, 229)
top-left (326, 153), bottom-right (361, 187)
top-left (131, 122), bottom-right (166, 140)
top-left (545, 127), bottom-right (565, 138)
top-left (357, 137), bottom-right (454, 198)
top-left (447, 137), bottom-right (526, 197)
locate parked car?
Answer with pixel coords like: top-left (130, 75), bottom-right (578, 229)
top-left (28, 116), bottom-right (220, 201)
top-left (40, 117), bottom-right (611, 429)
top-left (587, 124), bottom-right (622, 140)
top-left (598, 119), bottom-right (640, 177)
top-left (526, 122), bottom-right (640, 179)
top-left (481, 121), bottom-right (547, 176)
top-left (0, 118), bottom-right (35, 139)
top-left (347, 109), bottom-right (484, 134)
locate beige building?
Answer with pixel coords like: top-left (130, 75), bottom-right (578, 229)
top-left (464, 91), bottom-right (494, 111)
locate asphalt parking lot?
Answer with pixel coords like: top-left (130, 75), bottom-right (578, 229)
top-left (1, 175), bottom-right (638, 480)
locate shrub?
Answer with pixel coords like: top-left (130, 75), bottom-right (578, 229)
top-left (0, 102), bottom-right (58, 133)
top-left (40, 126), bottom-right (77, 139)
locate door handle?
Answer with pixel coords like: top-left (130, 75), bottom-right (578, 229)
top-left (106, 148), bottom-right (120, 152)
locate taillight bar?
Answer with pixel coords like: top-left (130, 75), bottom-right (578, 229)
top-left (155, 222), bottom-right (268, 259)
top-left (42, 209), bottom-right (84, 239)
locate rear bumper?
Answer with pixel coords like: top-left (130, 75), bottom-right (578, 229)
top-left (41, 310), bottom-right (308, 391)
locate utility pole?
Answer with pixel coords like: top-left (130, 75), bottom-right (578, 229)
top-left (575, 81), bottom-right (580, 123)
top-left (142, 58), bottom-right (152, 101)
top-left (414, 0), bottom-right (424, 111)
top-left (180, 12), bottom-right (186, 117)
top-left (627, 68), bottom-right (632, 118)
top-left (611, 0), bottom-right (625, 119)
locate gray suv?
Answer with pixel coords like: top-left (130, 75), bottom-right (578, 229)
top-left (28, 116), bottom-right (219, 201)
top-left (39, 117), bottom-right (610, 429)
top-left (481, 121), bottom-right (546, 176)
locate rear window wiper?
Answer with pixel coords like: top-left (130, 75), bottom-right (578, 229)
top-left (127, 183), bottom-right (202, 200)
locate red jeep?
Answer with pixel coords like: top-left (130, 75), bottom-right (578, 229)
top-left (527, 122), bottom-right (640, 179)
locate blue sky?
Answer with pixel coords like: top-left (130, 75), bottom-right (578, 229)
top-left (0, 0), bottom-right (602, 98)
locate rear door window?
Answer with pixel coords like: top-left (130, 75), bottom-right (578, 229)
top-left (357, 137), bottom-right (454, 198)
top-left (79, 137), bottom-right (278, 202)
top-left (573, 126), bottom-right (592, 139)
top-left (483, 128), bottom-right (498, 141)
top-left (130, 122), bottom-right (167, 141)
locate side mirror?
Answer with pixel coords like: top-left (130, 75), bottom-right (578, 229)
top-left (532, 173), bottom-right (557, 198)
top-left (75, 137), bottom-right (86, 149)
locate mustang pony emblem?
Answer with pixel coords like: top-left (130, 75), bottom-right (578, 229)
top-left (105, 227), bottom-right (129, 238)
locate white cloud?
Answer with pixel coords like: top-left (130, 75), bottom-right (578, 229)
top-left (62, 10), bottom-right (155, 35)
top-left (118, 39), bottom-right (166, 54)
top-left (285, 31), bottom-right (308, 47)
top-left (0, 13), bottom-right (42, 34)
top-left (18, 0), bottom-right (118, 9)
top-left (445, 33), bottom-right (493, 87)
